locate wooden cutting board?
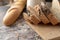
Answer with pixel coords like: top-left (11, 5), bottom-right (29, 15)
top-left (26, 21), bottom-right (60, 40)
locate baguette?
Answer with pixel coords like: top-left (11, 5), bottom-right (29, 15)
top-left (41, 2), bottom-right (59, 25)
top-left (3, 0), bottom-right (27, 25)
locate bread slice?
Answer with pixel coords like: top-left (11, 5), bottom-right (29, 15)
top-left (51, 0), bottom-right (60, 23)
top-left (41, 2), bottom-right (59, 25)
top-left (30, 14), bottom-right (40, 24)
top-left (27, 6), bottom-right (40, 17)
top-left (23, 12), bottom-right (32, 23)
top-left (38, 5), bottom-right (50, 24)
top-left (23, 12), bottom-right (40, 24)
top-left (27, 6), bottom-right (41, 23)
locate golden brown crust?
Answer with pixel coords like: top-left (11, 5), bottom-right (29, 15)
top-left (42, 7), bottom-right (59, 25)
top-left (30, 14), bottom-right (40, 25)
top-left (23, 13), bottom-right (32, 23)
top-left (3, 9), bottom-right (20, 25)
top-left (27, 6), bottom-right (41, 22)
top-left (3, 0), bottom-right (27, 26)
top-left (47, 13), bottom-right (59, 25)
top-left (40, 2), bottom-right (59, 25)
top-left (40, 12), bottom-right (50, 24)
top-left (37, 5), bottom-right (50, 24)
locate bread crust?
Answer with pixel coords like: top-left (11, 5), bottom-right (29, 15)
top-left (41, 2), bottom-right (59, 25)
top-left (27, 6), bottom-right (41, 23)
top-left (3, 0), bottom-right (27, 25)
top-left (30, 14), bottom-right (40, 24)
top-left (39, 5), bottom-right (50, 24)
top-left (23, 13), bottom-right (32, 23)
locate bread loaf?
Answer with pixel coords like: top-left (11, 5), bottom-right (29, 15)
top-left (3, 0), bottom-right (27, 25)
top-left (26, 4), bottom-right (50, 24)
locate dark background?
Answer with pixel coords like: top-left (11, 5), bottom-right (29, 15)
top-left (45, 0), bottom-right (52, 2)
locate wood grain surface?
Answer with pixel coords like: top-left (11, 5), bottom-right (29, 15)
top-left (26, 21), bottom-right (60, 40)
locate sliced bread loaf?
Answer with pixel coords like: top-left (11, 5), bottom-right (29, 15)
top-left (27, 5), bottom-right (50, 24)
